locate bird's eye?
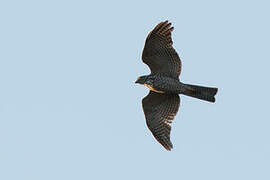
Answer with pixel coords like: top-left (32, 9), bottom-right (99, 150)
top-left (137, 77), bottom-right (141, 81)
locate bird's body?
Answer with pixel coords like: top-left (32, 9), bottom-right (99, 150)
top-left (136, 21), bottom-right (218, 151)
top-left (140, 74), bottom-right (184, 94)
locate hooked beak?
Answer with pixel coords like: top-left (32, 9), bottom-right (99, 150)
top-left (135, 77), bottom-right (140, 84)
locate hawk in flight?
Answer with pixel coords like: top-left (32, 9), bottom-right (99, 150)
top-left (136, 21), bottom-right (218, 151)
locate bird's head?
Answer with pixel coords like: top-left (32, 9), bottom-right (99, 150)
top-left (135, 75), bottom-right (149, 85)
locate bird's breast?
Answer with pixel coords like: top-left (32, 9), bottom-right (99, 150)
top-left (144, 84), bottom-right (165, 93)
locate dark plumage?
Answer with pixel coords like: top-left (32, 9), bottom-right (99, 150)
top-left (142, 91), bottom-right (180, 150)
top-left (136, 21), bottom-right (218, 151)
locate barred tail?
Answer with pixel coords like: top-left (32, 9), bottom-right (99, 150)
top-left (182, 84), bottom-right (218, 103)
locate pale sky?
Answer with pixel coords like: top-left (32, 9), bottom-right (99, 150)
top-left (0, 0), bottom-right (270, 179)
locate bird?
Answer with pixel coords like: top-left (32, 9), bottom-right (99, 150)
top-left (135, 20), bottom-right (218, 151)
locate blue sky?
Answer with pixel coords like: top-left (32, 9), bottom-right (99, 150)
top-left (0, 0), bottom-right (269, 179)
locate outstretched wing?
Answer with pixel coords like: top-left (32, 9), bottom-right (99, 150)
top-left (142, 91), bottom-right (180, 151)
top-left (142, 21), bottom-right (182, 79)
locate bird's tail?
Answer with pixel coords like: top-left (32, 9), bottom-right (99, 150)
top-left (181, 83), bottom-right (218, 103)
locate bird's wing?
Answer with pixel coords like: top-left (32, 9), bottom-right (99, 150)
top-left (142, 91), bottom-right (180, 151)
top-left (142, 21), bottom-right (182, 79)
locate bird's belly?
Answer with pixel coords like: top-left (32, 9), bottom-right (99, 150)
top-left (153, 77), bottom-right (183, 94)
top-left (144, 84), bottom-right (165, 93)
